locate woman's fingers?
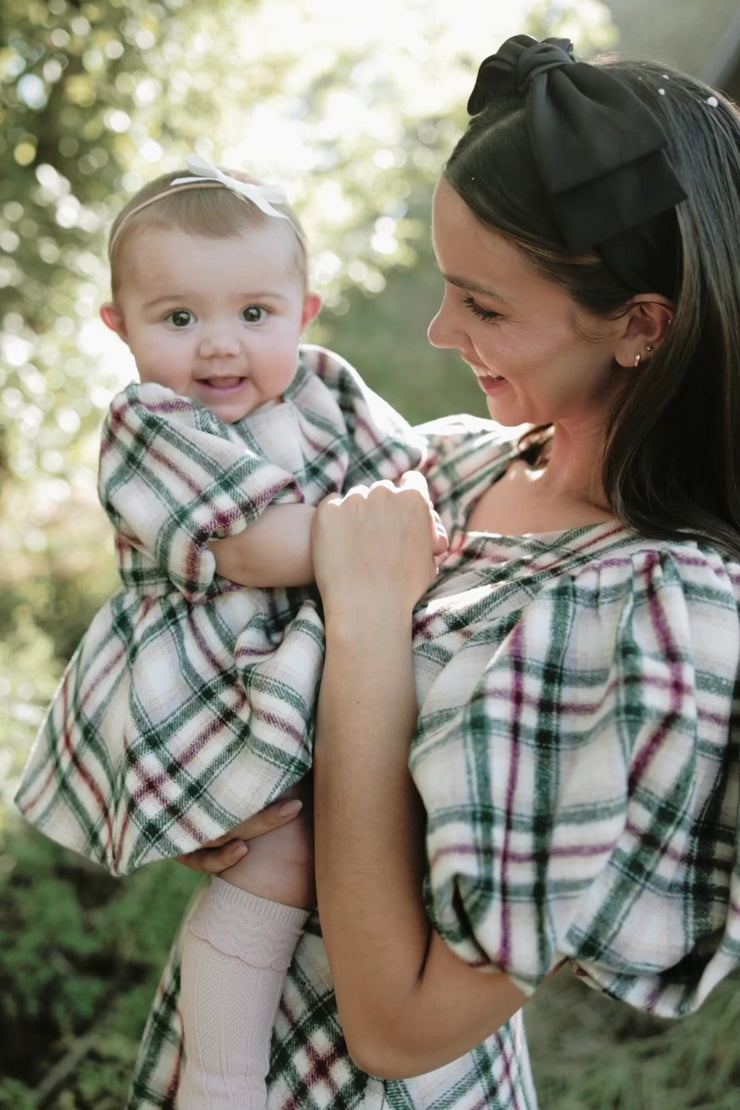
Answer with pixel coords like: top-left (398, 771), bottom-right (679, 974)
top-left (396, 469), bottom-right (430, 495)
top-left (397, 471), bottom-right (449, 556)
top-left (177, 838), bottom-right (248, 874)
top-left (228, 797), bottom-right (304, 840)
top-left (430, 509), bottom-right (449, 556)
top-left (175, 797), bottom-right (304, 873)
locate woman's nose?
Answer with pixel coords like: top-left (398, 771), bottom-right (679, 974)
top-left (427, 301), bottom-right (456, 349)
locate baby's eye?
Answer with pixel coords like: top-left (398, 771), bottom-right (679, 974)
top-left (166, 309), bottom-right (195, 328)
top-left (241, 305), bottom-right (268, 324)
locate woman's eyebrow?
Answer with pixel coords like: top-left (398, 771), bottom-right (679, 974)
top-left (442, 273), bottom-right (514, 302)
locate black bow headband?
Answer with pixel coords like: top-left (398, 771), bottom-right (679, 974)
top-left (468, 35), bottom-right (686, 287)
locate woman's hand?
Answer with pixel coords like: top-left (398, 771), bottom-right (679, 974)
top-left (312, 471), bottom-right (448, 625)
top-left (176, 794), bottom-right (305, 874)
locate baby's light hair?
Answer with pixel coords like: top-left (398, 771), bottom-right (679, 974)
top-left (108, 166), bottom-right (310, 296)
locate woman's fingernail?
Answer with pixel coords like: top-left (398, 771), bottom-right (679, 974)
top-left (278, 799), bottom-right (303, 818)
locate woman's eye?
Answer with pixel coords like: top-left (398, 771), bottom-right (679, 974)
top-left (462, 295), bottom-right (501, 322)
top-left (167, 309), bottom-right (194, 328)
top-left (241, 305), bottom-right (267, 323)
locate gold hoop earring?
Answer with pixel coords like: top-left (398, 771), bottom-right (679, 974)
top-left (634, 352), bottom-right (641, 368)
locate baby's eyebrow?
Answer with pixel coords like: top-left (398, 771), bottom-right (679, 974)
top-left (140, 290), bottom-right (292, 309)
top-left (143, 294), bottom-right (190, 309)
top-left (236, 291), bottom-right (291, 302)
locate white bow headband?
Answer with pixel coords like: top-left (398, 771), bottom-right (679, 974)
top-left (108, 154), bottom-right (291, 256)
top-left (170, 154), bottom-right (290, 218)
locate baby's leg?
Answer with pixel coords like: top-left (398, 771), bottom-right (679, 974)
top-left (178, 779), bottom-right (313, 1109)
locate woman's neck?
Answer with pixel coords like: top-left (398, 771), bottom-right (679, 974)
top-left (535, 421), bottom-right (611, 510)
top-left (468, 421), bottom-right (614, 536)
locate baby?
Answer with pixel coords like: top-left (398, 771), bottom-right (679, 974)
top-left (15, 155), bottom-right (425, 1107)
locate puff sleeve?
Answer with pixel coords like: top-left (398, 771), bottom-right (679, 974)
top-left (412, 545), bottom-right (740, 1017)
top-left (99, 382), bottom-right (302, 601)
top-left (298, 344), bottom-right (426, 487)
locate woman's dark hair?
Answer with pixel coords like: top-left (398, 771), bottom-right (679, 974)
top-left (445, 58), bottom-right (740, 558)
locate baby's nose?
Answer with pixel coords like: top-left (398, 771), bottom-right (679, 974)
top-left (198, 322), bottom-right (241, 357)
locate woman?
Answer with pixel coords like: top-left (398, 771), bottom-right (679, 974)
top-left (130, 35), bottom-right (740, 1109)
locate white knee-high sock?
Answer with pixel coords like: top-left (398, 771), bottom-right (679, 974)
top-left (178, 878), bottom-right (309, 1110)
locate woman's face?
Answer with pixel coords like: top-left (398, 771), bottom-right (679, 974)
top-left (428, 177), bottom-right (625, 432)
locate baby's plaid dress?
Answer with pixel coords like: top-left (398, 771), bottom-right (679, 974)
top-left (14, 344), bottom-right (424, 875)
top-left (127, 415), bottom-right (740, 1108)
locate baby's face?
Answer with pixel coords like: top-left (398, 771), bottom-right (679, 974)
top-left (104, 223), bottom-right (319, 423)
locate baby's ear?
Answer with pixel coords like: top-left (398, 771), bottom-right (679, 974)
top-left (100, 302), bottom-right (128, 341)
top-left (301, 291), bottom-right (322, 331)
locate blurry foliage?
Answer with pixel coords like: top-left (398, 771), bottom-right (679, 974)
top-left (526, 965), bottom-right (740, 1110)
top-left (0, 828), bottom-right (200, 1108)
top-left (9, 2), bottom-right (737, 1107)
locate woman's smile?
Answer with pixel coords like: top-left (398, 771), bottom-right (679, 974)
top-left (473, 370), bottom-right (506, 394)
top-left (428, 178), bottom-right (623, 431)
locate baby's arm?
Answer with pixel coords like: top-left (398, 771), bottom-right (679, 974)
top-left (101, 383), bottom-right (306, 600)
top-left (211, 475), bottom-right (447, 590)
top-left (210, 503), bottom-right (315, 587)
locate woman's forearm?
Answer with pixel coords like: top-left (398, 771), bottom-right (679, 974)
top-left (314, 608), bottom-right (527, 1079)
top-left (311, 478), bottom-right (526, 1077)
top-left (314, 607), bottom-right (429, 1075)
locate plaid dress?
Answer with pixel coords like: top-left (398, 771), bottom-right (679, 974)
top-left (128, 414), bottom-right (740, 1108)
top-left (14, 344), bottom-right (424, 875)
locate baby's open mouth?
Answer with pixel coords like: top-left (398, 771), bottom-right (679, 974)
top-left (202, 377), bottom-right (245, 390)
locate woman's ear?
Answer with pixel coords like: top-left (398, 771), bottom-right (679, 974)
top-left (614, 295), bottom-right (674, 368)
top-left (100, 302), bottom-right (128, 342)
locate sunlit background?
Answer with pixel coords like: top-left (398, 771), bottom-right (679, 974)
top-left (2, 1), bottom-right (740, 1106)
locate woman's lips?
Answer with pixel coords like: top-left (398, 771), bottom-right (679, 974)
top-left (475, 372), bottom-right (505, 395)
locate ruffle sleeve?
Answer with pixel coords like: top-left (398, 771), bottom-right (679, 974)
top-left (412, 543), bottom-right (740, 1018)
top-left (414, 414), bottom-right (523, 535)
top-left (297, 344), bottom-right (426, 486)
top-left (99, 382), bottom-right (302, 602)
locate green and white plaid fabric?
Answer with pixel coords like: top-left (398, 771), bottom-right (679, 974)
top-left (130, 898), bottom-right (537, 1110)
top-left (127, 414), bottom-right (740, 1108)
top-left (15, 345), bottom-right (424, 875)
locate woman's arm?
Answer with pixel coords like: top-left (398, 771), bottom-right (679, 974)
top-left (312, 477), bottom-right (526, 1080)
top-left (210, 503), bottom-right (315, 587)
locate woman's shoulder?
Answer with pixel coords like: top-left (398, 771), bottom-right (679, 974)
top-left (568, 530), bottom-right (740, 606)
top-left (417, 413), bottom-right (525, 454)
